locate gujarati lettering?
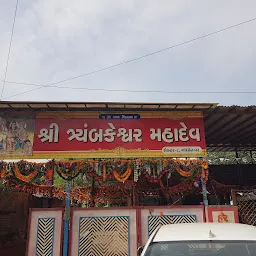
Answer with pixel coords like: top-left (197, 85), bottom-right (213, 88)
top-left (99, 114), bottom-right (140, 120)
top-left (38, 122), bottom-right (201, 144)
top-left (67, 123), bottom-right (143, 143)
top-left (150, 122), bottom-right (201, 143)
top-left (38, 123), bottom-right (59, 143)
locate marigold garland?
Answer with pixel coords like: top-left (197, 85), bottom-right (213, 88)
top-left (13, 163), bottom-right (38, 182)
top-left (7, 179), bottom-right (66, 199)
top-left (95, 183), bottom-right (131, 204)
top-left (175, 166), bottom-right (194, 177)
top-left (0, 158), bottom-right (207, 204)
top-left (173, 160), bottom-right (201, 178)
top-left (201, 161), bottom-right (209, 182)
top-left (71, 187), bottom-right (91, 202)
top-left (103, 165), bottom-right (107, 181)
top-left (53, 160), bottom-right (86, 180)
top-left (113, 167), bottom-right (132, 182)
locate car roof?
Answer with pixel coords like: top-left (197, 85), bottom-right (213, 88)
top-left (153, 223), bottom-right (256, 242)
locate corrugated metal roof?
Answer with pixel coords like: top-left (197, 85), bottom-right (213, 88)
top-left (204, 106), bottom-right (256, 151)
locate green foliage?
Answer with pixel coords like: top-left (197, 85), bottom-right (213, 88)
top-left (53, 172), bottom-right (67, 186)
top-left (207, 151), bottom-right (256, 165)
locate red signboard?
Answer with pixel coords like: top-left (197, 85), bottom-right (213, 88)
top-left (0, 111), bottom-right (206, 159)
top-left (31, 111), bottom-right (206, 159)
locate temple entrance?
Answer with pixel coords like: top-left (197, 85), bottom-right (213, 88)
top-left (0, 101), bottom-right (255, 255)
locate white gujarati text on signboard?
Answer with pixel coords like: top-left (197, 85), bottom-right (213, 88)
top-left (37, 122), bottom-right (201, 144)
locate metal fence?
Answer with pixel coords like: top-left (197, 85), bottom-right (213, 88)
top-left (232, 189), bottom-right (256, 226)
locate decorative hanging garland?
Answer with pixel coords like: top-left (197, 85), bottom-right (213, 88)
top-left (201, 161), bottom-right (209, 183)
top-left (113, 167), bottom-right (132, 182)
top-left (96, 183), bottom-right (131, 203)
top-left (142, 160), bottom-right (201, 183)
top-left (143, 169), bottom-right (169, 183)
top-left (175, 165), bottom-right (194, 177)
top-left (173, 160), bottom-right (201, 178)
top-left (8, 180), bottom-right (66, 199)
top-left (103, 165), bottom-right (107, 181)
top-left (13, 163), bottom-right (38, 182)
top-left (0, 159), bottom-right (211, 204)
top-left (1, 161), bottom-right (47, 183)
top-left (71, 187), bottom-right (91, 203)
top-left (88, 162), bottom-right (104, 181)
top-left (8, 180), bottom-right (92, 202)
top-left (139, 159), bottom-right (202, 182)
top-left (53, 160), bottom-right (86, 180)
top-left (163, 178), bottom-right (201, 196)
top-left (45, 169), bottom-right (54, 185)
top-left (0, 158), bottom-right (206, 201)
top-left (142, 161), bottom-right (168, 183)
top-left (134, 161), bottom-right (139, 182)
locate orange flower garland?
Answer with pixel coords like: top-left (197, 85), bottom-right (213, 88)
top-left (174, 160), bottom-right (201, 178)
top-left (72, 187), bottom-right (91, 202)
top-left (201, 161), bottom-right (209, 182)
top-left (53, 160), bottom-right (86, 180)
top-left (13, 183), bottom-right (67, 199)
top-left (103, 165), bottom-right (107, 181)
top-left (13, 163), bottom-right (38, 182)
top-left (175, 166), bottom-right (194, 177)
top-left (113, 167), bottom-right (132, 182)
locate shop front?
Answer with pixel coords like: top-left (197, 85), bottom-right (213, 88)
top-left (1, 102), bottom-right (254, 256)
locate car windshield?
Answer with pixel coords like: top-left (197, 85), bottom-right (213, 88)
top-left (143, 241), bottom-right (256, 256)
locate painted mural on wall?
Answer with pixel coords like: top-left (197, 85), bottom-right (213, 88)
top-left (0, 115), bottom-right (35, 156)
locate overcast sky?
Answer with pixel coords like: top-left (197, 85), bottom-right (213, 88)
top-left (0, 0), bottom-right (256, 106)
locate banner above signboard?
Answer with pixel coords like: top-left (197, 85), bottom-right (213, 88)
top-left (0, 111), bottom-right (206, 159)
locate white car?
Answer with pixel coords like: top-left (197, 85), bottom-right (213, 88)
top-left (138, 223), bottom-right (256, 256)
